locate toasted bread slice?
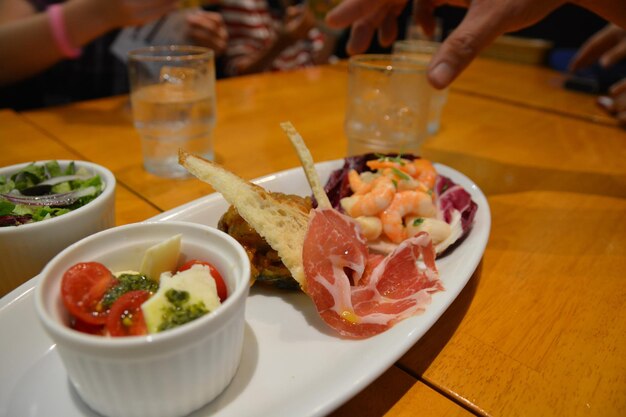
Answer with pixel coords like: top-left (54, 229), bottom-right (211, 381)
top-left (179, 150), bottom-right (309, 288)
top-left (280, 121), bottom-right (331, 209)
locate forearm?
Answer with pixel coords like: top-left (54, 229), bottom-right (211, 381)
top-left (572, 0), bottom-right (626, 28)
top-left (0, 0), bottom-right (116, 86)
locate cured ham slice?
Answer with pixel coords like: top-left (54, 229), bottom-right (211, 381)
top-left (303, 208), bottom-right (443, 338)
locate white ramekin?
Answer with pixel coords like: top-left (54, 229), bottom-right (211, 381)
top-left (34, 221), bottom-right (250, 417)
top-left (0, 160), bottom-right (116, 295)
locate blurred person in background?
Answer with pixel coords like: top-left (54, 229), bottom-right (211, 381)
top-left (324, 0), bottom-right (626, 89)
top-left (570, 24), bottom-right (626, 127)
top-left (218, 0), bottom-right (339, 76)
top-left (0, 0), bottom-right (228, 110)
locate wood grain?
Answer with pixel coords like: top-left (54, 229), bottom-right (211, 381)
top-left (400, 192), bottom-right (626, 417)
top-left (330, 366), bottom-right (474, 417)
top-left (453, 58), bottom-right (617, 126)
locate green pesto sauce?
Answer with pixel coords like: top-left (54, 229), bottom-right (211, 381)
top-left (102, 273), bottom-right (159, 308)
top-left (157, 289), bottom-right (209, 332)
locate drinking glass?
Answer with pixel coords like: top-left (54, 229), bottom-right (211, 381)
top-left (393, 39), bottom-right (448, 135)
top-left (128, 46), bottom-right (216, 178)
top-left (345, 54), bottom-right (432, 156)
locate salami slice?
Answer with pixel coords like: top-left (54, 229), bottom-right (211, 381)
top-left (303, 208), bottom-right (443, 338)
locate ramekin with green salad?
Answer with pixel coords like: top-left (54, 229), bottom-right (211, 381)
top-left (0, 160), bottom-right (105, 227)
top-left (0, 160), bottom-right (115, 296)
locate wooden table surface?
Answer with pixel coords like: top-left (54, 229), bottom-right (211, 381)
top-left (2, 59), bottom-right (625, 417)
top-left (452, 58), bottom-right (618, 126)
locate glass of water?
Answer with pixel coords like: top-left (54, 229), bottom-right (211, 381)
top-left (393, 39), bottom-right (448, 135)
top-left (128, 46), bottom-right (216, 178)
top-left (345, 54), bottom-right (432, 156)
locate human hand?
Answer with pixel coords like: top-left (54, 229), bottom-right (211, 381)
top-left (326, 0), bottom-right (566, 89)
top-left (185, 10), bottom-right (228, 56)
top-left (281, 5), bottom-right (316, 43)
top-left (569, 24), bottom-right (626, 72)
top-left (569, 24), bottom-right (626, 127)
top-left (325, 0), bottom-right (406, 54)
top-left (598, 78), bottom-right (626, 127)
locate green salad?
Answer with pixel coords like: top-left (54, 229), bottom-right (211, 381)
top-left (0, 161), bottom-right (104, 227)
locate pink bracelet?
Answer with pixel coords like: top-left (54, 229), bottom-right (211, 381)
top-left (47, 4), bottom-right (81, 59)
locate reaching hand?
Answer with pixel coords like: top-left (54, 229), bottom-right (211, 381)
top-left (569, 24), bottom-right (626, 71)
top-left (186, 10), bottom-right (228, 57)
top-left (598, 78), bottom-right (626, 128)
top-left (325, 0), bottom-right (406, 54)
top-left (327, 0), bottom-right (566, 88)
top-left (598, 79), bottom-right (626, 127)
top-left (282, 5), bottom-right (316, 43)
top-left (571, 24), bottom-right (626, 128)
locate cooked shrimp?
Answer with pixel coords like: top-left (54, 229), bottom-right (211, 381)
top-left (411, 159), bottom-right (436, 190)
top-left (367, 158), bottom-right (437, 190)
top-left (367, 158), bottom-right (412, 174)
top-left (380, 190), bottom-right (437, 243)
top-left (341, 176), bottom-right (395, 217)
top-left (379, 168), bottom-right (429, 194)
top-left (348, 169), bottom-right (372, 195)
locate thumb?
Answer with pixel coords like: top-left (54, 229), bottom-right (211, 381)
top-left (428, 3), bottom-right (502, 88)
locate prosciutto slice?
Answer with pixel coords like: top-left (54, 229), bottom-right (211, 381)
top-left (303, 208), bottom-right (443, 338)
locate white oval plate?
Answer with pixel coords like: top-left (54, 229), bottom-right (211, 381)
top-left (0, 160), bottom-right (490, 417)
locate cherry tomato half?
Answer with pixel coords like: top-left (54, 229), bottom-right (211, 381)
top-left (178, 260), bottom-right (228, 302)
top-left (70, 317), bottom-right (105, 336)
top-left (106, 290), bottom-right (150, 337)
top-left (61, 262), bottom-right (118, 325)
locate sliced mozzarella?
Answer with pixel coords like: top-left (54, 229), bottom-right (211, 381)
top-left (141, 264), bottom-right (220, 333)
top-left (139, 234), bottom-right (181, 282)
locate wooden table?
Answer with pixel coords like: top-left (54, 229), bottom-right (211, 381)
top-left (452, 58), bottom-right (618, 126)
top-left (2, 60), bottom-right (625, 417)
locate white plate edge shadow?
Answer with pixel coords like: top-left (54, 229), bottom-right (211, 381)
top-left (0, 159), bottom-right (490, 417)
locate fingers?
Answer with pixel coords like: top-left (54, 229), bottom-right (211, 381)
top-left (187, 26), bottom-right (227, 52)
top-left (413, 0), bottom-right (437, 36)
top-left (599, 78), bottom-right (626, 128)
top-left (610, 78), bottom-right (626, 96)
top-left (346, 20), bottom-right (377, 54)
top-left (326, 0), bottom-right (380, 28)
top-left (599, 41), bottom-right (626, 68)
top-left (344, 3), bottom-right (392, 55)
top-left (569, 24), bottom-right (622, 71)
top-left (185, 11), bottom-right (228, 53)
top-left (328, 0), bottom-right (405, 54)
top-left (428, 2), bottom-right (503, 88)
top-left (378, 2), bottom-right (405, 47)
